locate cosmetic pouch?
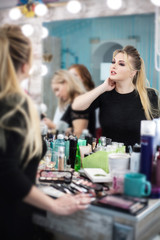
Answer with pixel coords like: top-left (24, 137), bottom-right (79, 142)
top-left (93, 194), bottom-right (148, 215)
top-left (39, 170), bottom-right (73, 184)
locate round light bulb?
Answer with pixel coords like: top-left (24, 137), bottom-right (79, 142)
top-left (35, 3), bottom-right (48, 17)
top-left (106, 0), bottom-right (122, 10)
top-left (9, 8), bottom-right (22, 20)
top-left (151, 0), bottom-right (160, 7)
top-left (66, 0), bottom-right (82, 14)
top-left (41, 65), bottom-right (48, 76)
top-left (21, 24), bottom-right (34, 37)
top-left (42, 27), bottom-right (49, 39)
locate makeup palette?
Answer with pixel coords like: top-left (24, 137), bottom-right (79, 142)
top-left (94, 194), bottom-right (148, 215)
top-left (39, 170), bottom-right (73, 183)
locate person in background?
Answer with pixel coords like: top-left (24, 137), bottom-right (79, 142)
top-left (42, 97), bottom-right (67, 130)
top-left (72, 45), bottom-right (160, 149)
top-left (44, 69), bottom-right (93, 138)
top-left (0, 24), bottom-right (91, 240)
top-left (44, 64), bottom-right (97, 137)
top-left (68, 64), bottom-right (97, 137)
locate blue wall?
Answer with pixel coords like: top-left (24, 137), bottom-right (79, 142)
top-left (44, 13), bottom-right (160, 91)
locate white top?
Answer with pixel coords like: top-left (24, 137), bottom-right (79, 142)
top-left (53, 106), bottom-right (66, 125)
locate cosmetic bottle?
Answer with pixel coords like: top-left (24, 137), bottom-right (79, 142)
top-left (100, 136), bottom-right (107, 148)
top-left (80, 129), bottom-right (92, 145)
top-left (58, 146), bottom-right (65, 171)
top-left (156, 146), bottom-right (160, 187)
top-left (74, 143), bottom-right (81, 172)
top-left (92, 138), bottom-right (97, 152)
top-left (64, 136), bottom-right (70, 168)
top-left (153, 118), bottom-right (160, 156)
top-left (54, 134), bottom-right (65, 169)
top-left (130, 145), bottom-right (141, 173)
top-left (140, 120), bottom-right (156, 181)
top-left (80, 129), bottom-right (89, 140)
top-left (68, 135), bottom-right (77, 168)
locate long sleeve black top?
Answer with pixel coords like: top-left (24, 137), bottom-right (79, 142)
top-left (0, 95), bottom-right (46, 240)
top-left (74, 88), bottom-right (159, 147)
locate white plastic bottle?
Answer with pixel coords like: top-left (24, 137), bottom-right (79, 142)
top-left (130, 145), bottom-right (141, 173)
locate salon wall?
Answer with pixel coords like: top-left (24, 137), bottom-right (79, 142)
top-left (44, 13), bottom-right (160, 91)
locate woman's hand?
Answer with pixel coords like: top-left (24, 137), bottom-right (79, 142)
top-left (103, 78), bottom-right (116, 91)
top-left (52, 193), bottom-right (91, 216)
top-left (43, 118), bottom-right (56, 129)
top-left (72, 78), bottom-right (115, 111)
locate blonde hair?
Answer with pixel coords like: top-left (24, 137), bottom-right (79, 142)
top-left (0, 24), bottom-right (42, 167)
top-left (113, 45), bottom-right (160, 119)
top-left (52, 69), bottom-right (86, 109)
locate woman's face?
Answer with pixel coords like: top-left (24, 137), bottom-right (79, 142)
top-left (110, 52), bottom-right (134, 82)
top-left (51, 82), bottom-right (69, 101)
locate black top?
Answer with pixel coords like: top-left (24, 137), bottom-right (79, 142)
top-left (0, 95), bottom-right (46, 240)
top-left (61, 104), bottom-right (96, 137)
top-left (73, 88), bottom-right (159, 147)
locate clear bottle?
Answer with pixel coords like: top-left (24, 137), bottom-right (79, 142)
top-left (92, 138), bottom-right (97, 152)
top-left (100, 136), bottom-right (107, 147)
top-left (130, 145), bottom-right (141, 173)
top-left (58, 146), bottom-right (65, 171)
top-left (54, 134), bottom-right (65, 169)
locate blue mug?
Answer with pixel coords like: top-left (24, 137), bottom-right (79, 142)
top-left (124, 173), bottom-right (151, 197)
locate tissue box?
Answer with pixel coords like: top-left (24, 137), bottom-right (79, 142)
top-left (82, 151), bottom-right (109, 173)
top-left (82, 146), bottom-right (126, 173)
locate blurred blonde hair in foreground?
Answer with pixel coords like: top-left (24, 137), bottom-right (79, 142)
top-left (0, 24), bottom-right (42, 167)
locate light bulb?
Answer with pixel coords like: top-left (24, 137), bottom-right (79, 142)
top-left (9, 8), bottom-right (22, 20)
top-left (21, 24), bottom-right (34, 37)
top-left (151, 0), bottom-right (160, 7)
top-left (41, 65), bottom-right (48, 76)
top-left (42, 27), bottom-right (49, 39)
top-left (35, 3), bottom-right (48, 17)
top-left (106, 0), bottom-right (122, 10)
top-left (66, 0), bottom-right (82, 14)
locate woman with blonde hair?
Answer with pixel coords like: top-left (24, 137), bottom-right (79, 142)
top-left (0, 24), bottom-right (91, 240)
top-left (52, 69), bottom-right (86, 110)
top-left (44, 69), bottom-right (94, 137)
top-left (72, 45), bottom-right (160, 149)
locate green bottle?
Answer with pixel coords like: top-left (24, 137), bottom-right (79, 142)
top-left (74, 143), bottom-right (81, 171)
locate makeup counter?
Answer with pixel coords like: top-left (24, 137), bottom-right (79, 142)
top-left (33, 122), bottom-right (160, 240)
top-left (32, 190), bottom-right (160, 240)
top-left (32, 166), bottom-right (160, 240)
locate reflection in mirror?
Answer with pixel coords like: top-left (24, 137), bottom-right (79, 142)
top-left (42, 13), bottom-right (159, 118)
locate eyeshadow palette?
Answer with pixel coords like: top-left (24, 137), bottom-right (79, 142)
top-left (93, 194), bottom-right (148, 215)
top-left (39, 170), bottom-right (73, 183)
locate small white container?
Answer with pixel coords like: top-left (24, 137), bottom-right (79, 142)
top-left (108, 153), bottom-right (130, 174)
